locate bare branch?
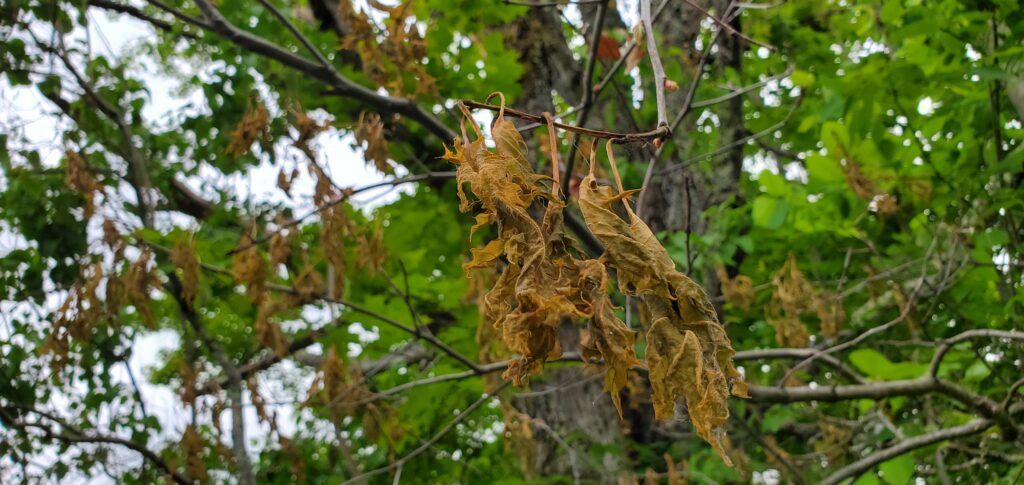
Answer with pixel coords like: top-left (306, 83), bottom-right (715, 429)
top-left (559, 0), bottom-right (609, 197)
top-left (0, 405), bottom-right (191, 485)
top-left (190, 0), bottom-right (456, 142)
top-left (255, 0), bottom-right (332, 68)
top-left (88, 0), bottom-right (200, 39)
top-left (680, 0), bottom-right (773, 50)
top-left (461, 99), bottom-right (669, 143)
top-left (929, 329), bottom-right (1024, 377)
top-left (640, 0), bottom-right (668, 129)
top-left (820, 418), bottom-right (994, 485)
top-left (339, 382), bottom-right (511, 485)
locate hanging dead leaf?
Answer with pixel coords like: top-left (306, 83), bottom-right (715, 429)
top-left (231, 227), bottom-right (267, 303)
top-left (715, 265), bottom-right (755, 312)
top-left (577, 141), bottom-right (745, 465)
top-left (181, 425), bottom-right (209, 484)
top-left (354, 112), bottom-right (392, 174)
top-left (765, 254), bottom-right (813, 347)
top-left (598, 34), bottom-right (622, 60)
top-left (269, 231), bottom-right (292, 269)
top-left (355, 222), bottom-right (387, 274)
top-left (814, 290), bottom-right (845, 339)
top-left (64, 149), bottom-right (102, 218)
top-left (255, 299), bottom-right (289, 356)
top-left (577, 259), bottom-right (640, 418)
top-left (171, 236), bottom-right (200, 310)
top-left (226, 101), bottom-right (270, 157)
top-left (125, 248), bottom-right (161, 328)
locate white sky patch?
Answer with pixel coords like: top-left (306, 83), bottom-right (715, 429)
top-left (965, 43), bottom-right (982, 62)
top-left (917, 97), bottom-right (940, 116)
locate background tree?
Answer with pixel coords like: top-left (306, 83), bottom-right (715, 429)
top-left (2, 0), bottom-right (1024, 484)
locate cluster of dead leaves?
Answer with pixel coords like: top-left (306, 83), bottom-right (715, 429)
top-left (305, 347), bottom-right (400, 445)
top-left (715, 265), bottom-right (755, 312)
top-left (226, 100), bottom-right (271, 157)
top-left (41, 225), bottom-right (160, 370)
top-left (445, 97), bottom-right (640, 417)
top-left (578, 142), bottom-right (746, 464)
top-left (63, 149), bottom-right (103, 218)
top-left (766, 254), bottom-right (846, 345)
top-left (447, 94), bottom-right (746, 463)
top-left (340, 0), bottom-right (435, 97)
top-left (617, 453), bottom-right (686, 485)
top-left (354, 112), bottom-right (393, 174)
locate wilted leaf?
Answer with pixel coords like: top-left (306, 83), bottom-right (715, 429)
top-left (577, 142), bottom-right (745, 464)
top-left (765, 254), bottom-right (813, 347)
top-left (226, 100), bottom-right (270, 157)
top-left (171, 236), bottom-right (200, 310)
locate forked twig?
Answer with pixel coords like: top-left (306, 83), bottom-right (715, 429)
top-left (460, 100), bottom-right (670, 143)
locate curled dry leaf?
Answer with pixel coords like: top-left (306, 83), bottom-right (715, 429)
top-left (231, 227), bottom-right (267, 303)
top-left (63, 150), bottom-right (102, 218)
top-left (340, 1), bottom-right (436, 96)
top-left (577, 141), bottom-right (745, 464)
top-left (715, 265), bottom-right (755, 312)
top-left (449, 97), bottom-right (640, 406)
top-left (276, 166), bottom-right (298, 198)
top-left (321, 205), bottom-right (348, 299)
top-left (171, 236), bottom-right (200, 310)
top-left (355, 223), bottom-right (387, 274)
top-left (226, 101), bottom-right (270, 157)
top-left (354, 112), bottom-right (392, 174)
top-left (181, 425), bottom-right (209, 484)
top-left (765, 253), bottom-right (813, 347)
top-left (41, 264), bottom-right (104, 370)
top-left (125, 248), bottom-right (161, 328)
top-left (268, 230), bottom-right (292, 269)
top-left (577, 259), bottom-right (640, 418)
top-left (255, 299), bottom-right (289, 357)
top-left (814, 290), bottom-right (845, 339)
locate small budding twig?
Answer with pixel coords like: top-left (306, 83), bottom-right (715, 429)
top-left (460, 100), bottom-right (670, 144)
top-left (640, 0), bottom-right (669, 134)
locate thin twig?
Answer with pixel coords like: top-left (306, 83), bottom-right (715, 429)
top-left (503, 0), bottom-right (603, 5)
top-left (256, 0), bottom-right (332, 68)
top-left (461, 100), bottom-right (669, 143)
top-left (339, 382), bottom-right (510, 485)
top-left (0, 405), bottom-right (191, 485)
top-left (820, 419), bottom-right (994, 485)
top-left (681, 0), bottom-right (773, 50)
top-left (226, 171), bottom-right (455, 255)
top-left (560, 0), bottom-right (609, 197)
top-left (641, 0), bottom-right (668, 130)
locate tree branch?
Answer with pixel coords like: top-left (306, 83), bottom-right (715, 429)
top-left (461, 99), bottom-right (669, 143)
top-left (559, 0), bottom-right (609, 197)
top-left (255, 0), bottom-right (332, 68)
top-left (166, 273), bottom-right (256, 485)
top-left (820, 418), bottom-right (994, 485)
top-left (88, 0), bottom-right (200, 39)
top-left (339, 382), bottom-right (511, 485)
top-left (641, 0), bottom-right (668, 130)
top-left (0, 405), bottom-right (191, 485)
top-left (191, 0), bottom-right (456, 142)
top-left (680, 0), bottom-right (773, 50)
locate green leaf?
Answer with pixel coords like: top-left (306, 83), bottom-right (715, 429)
top-left (850, 349), bottom-right (927, 380)
top-left (791, 69), bottom-right (815, 87)
top-left (880, 453), bottom-right (914, 485)
top-left (752, 196), bottom-right (788, 229)
top-left (805, 154), bottom-right (846, 184)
